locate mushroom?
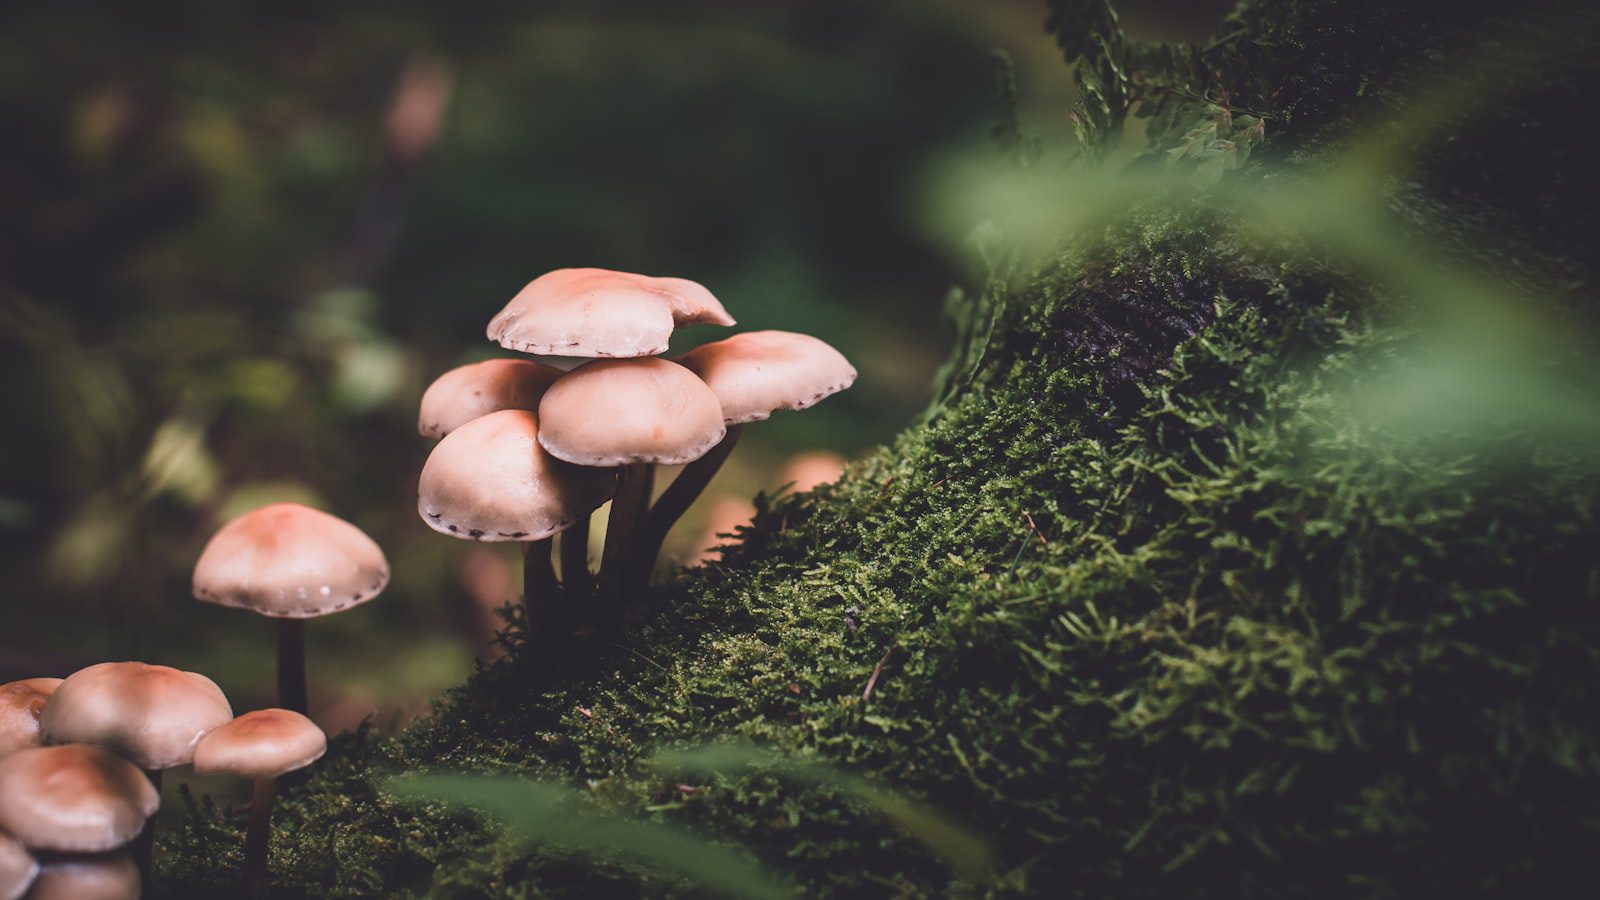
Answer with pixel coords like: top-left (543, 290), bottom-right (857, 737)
top-left (0, 832), bottom-right (36, 900)
top-left (0, 745), bottom-right (158, 854)
top-left (417, 357), bottom-right (562, 440)
top-left (0, 679), bottom-right (61, 757)
top-left (192, 709), bottom-right (326, 896)
top-left (536, 358), bottom-right (727, 627)
top-left (22, 852), bottom-right (139, 900)
top-left (192, 502), bottom-right (389, 714)
top-left (39, 662), bottom-right (233, 877)
top-left (418, 409), bottom-right (614, 637)
top-left (486, 268), bottom-right (735, 359)
top-left (635, 331), bottom-right (856, 580)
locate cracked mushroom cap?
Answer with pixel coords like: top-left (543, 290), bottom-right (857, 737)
top-left (192, 503), bottom-right (390, 618)
top-left (0, 679), bottom-right (62, 757)
top-left (40, 663), bottom-right (233, 771)
top-left (537, 358), bottom-right (726, 467)
top-left (0, 832), bottom-right (37, 900)
top-left (418, 358), bottom-right (563, 440)
top-left (0, 746), bottom-right (158, 853)
top-left (192, 709), bottom-right (326, 780)
top-left (486, 268), bottom-right (735, 358)
top-left (23, 851), bottom-right (139, 900)
top-left (418, 409), bottom-right (614, 541)
top-left (676, 331), bottom-right (857, 425)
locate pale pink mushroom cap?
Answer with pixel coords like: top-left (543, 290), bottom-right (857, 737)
top-left (40, 663), bottom-right (233, 771)
top-left (486, 268), bottom-right (735, 358)
top-left (192, 503), bottom-right (390, 618)
top-left (418, 358), bottom-right (563, 440)
top-left (193, 709), bottom-right (326, 780)
top-left (0, 746), bottom-right (159, 853)
top-left (0, 832), bottom-right (36, 900)
top-left (0, 679), bottom-right (62, 758)
top-left (22, 851), bottom-right (139, 900)
top-left (676, 331), bottom-right (857, 425)
top-left (418, 409), bottom-right (615, 541)
top-left (537, 358), bottom-right (726, 467)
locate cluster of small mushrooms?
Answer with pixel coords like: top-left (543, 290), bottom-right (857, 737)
top-left (0, 503), bottom-right (385, 898)
top-left (418, 267), bottom-right (855, 639)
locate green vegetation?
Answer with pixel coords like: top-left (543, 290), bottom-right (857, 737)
top-left (162, 0), bottom-right (1600, 896)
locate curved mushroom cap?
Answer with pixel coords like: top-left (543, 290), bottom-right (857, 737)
top-left (419, 409), bottom-right (614, 542)
top-left (22, 852), bottom-right (139, 900)
top-left (0, 679), bottom-right (62, 757)
top-left (0, 832), bottom-right (37, 900)
top-left (538, 359), bottom-right (726, 467)
top-left (486, 268), bottom-right (735, 358)
top-left (0, 746), bottom-right (158, 853)
top-left (192, 503), bottom-right (390, 618)
top-left (192, 709), bottom-right (326, 780)
top-left (418, 358), bottom-right (563, 440)
top-left (676, 331), bottom-right (857, 425)
top-left (40, 663), bottom-right (233, 771)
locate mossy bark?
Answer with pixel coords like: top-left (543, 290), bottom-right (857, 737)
top-left (163, 1), bottom-right (1600, 897)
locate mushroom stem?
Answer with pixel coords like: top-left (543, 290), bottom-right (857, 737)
top-left (132, 768), bottom-right (162, 883)
top-left (245, 776), bottom-right (276, 897)
top-left (522, 537), bottom-right (560, 634)
top-left (560, 513), bottom-right (593, 600)
top-left (597, 462), bottom-right (654, 632)
top-left (632, 424), bottom-right (743, 587)
top-left (277, 619), bottom-right (308, 715)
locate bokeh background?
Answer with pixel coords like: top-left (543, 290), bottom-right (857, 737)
top-left (0, 0), bottom-right (1230, 735)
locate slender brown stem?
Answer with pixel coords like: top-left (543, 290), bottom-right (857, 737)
top-left (597, 463), bottom-right (653, 634)
top-left (245, 776), bottom-right (276, 897)
top-left (560, 513), bottom-right (593, 600)
top-left (522, 537), bottom-right (559, 638)
top-left (133, 769), bottom-right (162, 884)
top-left (632, 424), bottom-right (742, 588)
top-left (277, 619), bottom-right (308, 715)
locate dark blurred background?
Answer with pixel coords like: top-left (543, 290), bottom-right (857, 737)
top-left (0, 0), bottom-right (1229, 733)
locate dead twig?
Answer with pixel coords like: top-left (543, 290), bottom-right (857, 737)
top-left (1023, 511), bottom-right (1049, 548)
top-left (862, 645), bottom-right (895, 702)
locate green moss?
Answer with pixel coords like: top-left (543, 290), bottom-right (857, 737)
top-left (163, 1), bottom-right (1600, 896)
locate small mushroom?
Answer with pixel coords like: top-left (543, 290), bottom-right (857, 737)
top-left (192, 503), bottom-right (389, 714)
top-left (486, 268), bottom-right (735, 358)
top-left (536, 358), bottom-right (727, 627)
top-left (636, 331), bottom-right (856, 580)
top-left (0, 831), bottom-right (37, 900)
top-left (417, 357), bottom-right (563, 440)
top-left (0, 745), bottom-right (159, 854)
top-left (23, 852), bottom-right (139, 900)
top-left (192, 709), bottom-right (326, 897)
top-left (0, 679), bottom-right (62, 757)
top-left (418, 409), bottom-right (614, 637)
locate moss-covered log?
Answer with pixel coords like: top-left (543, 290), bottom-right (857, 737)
top-left (165, 0), bottom-right (1600, 896)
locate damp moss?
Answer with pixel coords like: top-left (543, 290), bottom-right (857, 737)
top-left (162, 1), bottom-right (1600, 896)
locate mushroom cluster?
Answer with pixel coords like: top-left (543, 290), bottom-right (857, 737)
top-left (416, 267), bottom-right (856, 640)
top-left (0, 663), bottom-right (326, 899)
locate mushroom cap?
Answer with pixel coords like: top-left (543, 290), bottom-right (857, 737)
top-left (418, 358), bottom-right (563, 440)
top-left (22, 851), bottom-right (139, 900)
top-left (0, 746), bottom-right (159, 853)
top-left (486, 268), bottom-right (735, 358)
top-left (192, 709), bottom-right (327, 780)
top-left (40, 663), bottom-right (233, 771)
top-left (0, 679), bottom-right (62, 758)
top-left (0, 832), bottom-right (37, 900)
top-left (675, 331), bottom-right (857, 425)
top-left (537, 358), bottom-right (727, 467)
top-left (192, 502), bottom-right (390, 618)
top-left (418, 409), bottom-right (615, 542)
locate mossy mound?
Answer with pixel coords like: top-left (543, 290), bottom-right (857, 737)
top-left (164, 1), bottom-right (1600, 896)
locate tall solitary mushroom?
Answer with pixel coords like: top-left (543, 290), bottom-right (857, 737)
top-left (536, 358), bottom-right (727, 627)
top-left (636, 331), bottom-right (856, 580)
top-left (192, 709), bottom-right (326, 896)
top-left (192, 503), bottom-right (389, 714)
top-left (0, 678), bottom-right (61, 757)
